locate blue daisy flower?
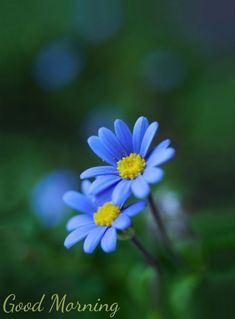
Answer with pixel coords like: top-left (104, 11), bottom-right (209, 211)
top-left (80, 116), bottom-right (175, 202)
top-left (63, 180), bottom-right (146, 253)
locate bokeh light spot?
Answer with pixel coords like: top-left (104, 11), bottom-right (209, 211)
top-left (141, 50), bottom-right (186, 92)
top-left (32, 40), bottom-right (84, 90)
top-left (74, 0), bottom-right (123, 44)
top-left (30, 170), bottom-right (77, 228)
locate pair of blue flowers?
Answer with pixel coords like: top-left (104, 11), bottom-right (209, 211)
top-left (63, 116), bottom-right (175, 254)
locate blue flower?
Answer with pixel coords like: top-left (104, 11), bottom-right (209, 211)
top-left (63, 180), bottom-right (146, 253)
top-left (80, 116), bottom-right (175, 202)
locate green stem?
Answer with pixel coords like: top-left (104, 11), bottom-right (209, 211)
top-left (148, 193), bottom-right (181, 267)
top-left (131, 234), bottom-right (161, 276)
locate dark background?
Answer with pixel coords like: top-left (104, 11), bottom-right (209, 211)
top-left (0, 0), bottom-right (235, 318)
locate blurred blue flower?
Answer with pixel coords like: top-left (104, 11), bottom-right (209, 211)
top-left (63, 180), bottom-right (146, 253)
top-left (31, 170), bottom-right (77, 227)
top-left (74, 0), bottom-right (123, 44)
top-left (141, 50), bottom-right (186, 92)
top-left (32, 39), bottom-right (84, 90)
top-left (81, 116), bottom-right (175, 202)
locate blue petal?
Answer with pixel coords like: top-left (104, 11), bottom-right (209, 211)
top-left (81, 180), bottom-right (92, 196)
top-left (101, 227), bottom-right (117, 253)
top-left (139, 121), bottom-right (159, 157)
top-left (64, 224), bottom-right (96, 249)
top-left (146, 139), bottom-right (171, 165)
top-left (89, 175), bottom-right (121, 195)
top-left (132, 116), bottom-right (149, 153)
top-left (88, 136), bottom-right (116, 165)
top-left (98, 127), bottom-right (124, 160)
top-left (112, 180), bottom-right (132, 207)
top-left (80, 166), bottom-right (118, 179)
top-left (147, 146), bottom-right (175, 167)
top-left (83, 226), bottom-right (107, 254)
top-left (66, 214), bottom-right (94, 231)
top-left (63, 191), bottom-right (96, 213)
top-left (112, 214), bottom-right (131, 230)
top-left (94, 186), bottom-right (115, 207)
top-left (122, 201), bottom-right (147, 217)
top-left (143, 167), bottom-right (164, 184)
top-left (131, 175), bottom-right (150, 198)
top-left (114, 119), bottom-right (133, 153)
top-left (158, 139), bottom-right (171, 149)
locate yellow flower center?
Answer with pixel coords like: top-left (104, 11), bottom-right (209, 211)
top-left (94, 202), bottom-right (120, 226)
top-left (117, 153), bottom-right (146, 179)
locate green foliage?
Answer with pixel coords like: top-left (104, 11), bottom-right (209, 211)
top-left (0, 0), bottom-right (234, 318)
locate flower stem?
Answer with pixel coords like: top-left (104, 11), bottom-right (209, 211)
top-left (148, 194), bottom-right (181, 267)
top-left (131, 234), bottom-right (161, 276)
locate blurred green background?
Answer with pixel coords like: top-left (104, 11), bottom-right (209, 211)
top-left (0, 0), bottom-right (235, 318)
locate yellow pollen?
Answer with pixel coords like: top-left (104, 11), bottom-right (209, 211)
top-left (94, 202), bottom-right (120, 226)
top-left (117, 153), bottom-right (146, 179)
